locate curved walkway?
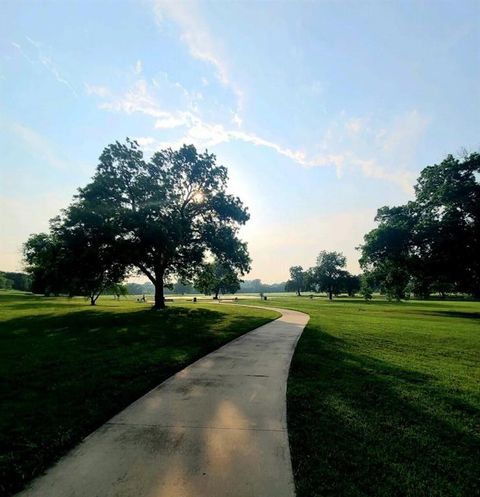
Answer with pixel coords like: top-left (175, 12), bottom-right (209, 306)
top-left (18, 305), bottom-right (309, 497)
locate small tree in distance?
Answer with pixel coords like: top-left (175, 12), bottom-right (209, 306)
top-left (314, 251), bottom-right (347, 300)
top-left (288, 266), bottom-right (304, 296)
top-left (194, 260), bottom-right (242, 299)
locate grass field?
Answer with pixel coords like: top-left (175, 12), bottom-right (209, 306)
top-left (245, 296), bottom-right (480, 497)
top-left (0, 292), bottom-right (279, 496)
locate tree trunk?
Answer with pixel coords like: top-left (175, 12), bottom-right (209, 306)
top-left (90, 296), bottom-right (96, 306)
top-left (296, 289), bottom-right (301, 296)
top-left (328, 289), bottom-right (333, 300)
top-left (153, 267), bottom-right (166, 309)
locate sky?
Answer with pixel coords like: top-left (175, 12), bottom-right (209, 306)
top-left (1, 0), bottom-right (479, 283)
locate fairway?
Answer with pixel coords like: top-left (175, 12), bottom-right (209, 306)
top-left (246, 296), bottom-right (480, 497)
top-left (0, 292), bottom-right (279, 496)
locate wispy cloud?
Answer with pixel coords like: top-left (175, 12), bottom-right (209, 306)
top-left (10, 122), bottom-right (69, 170)
top-left (86, 70), bottom-right (425, 193)
top-left (84, 83), bottom-right (111, 98)
top-left (153, 0), bottom-right (244, 111)
top-left (11, 37), bottom-right (78, 97)
top-left (5, 121), bottom-right (92, 176)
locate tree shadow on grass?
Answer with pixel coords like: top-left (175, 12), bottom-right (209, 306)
top-left (413, 310), bottom-right (480, 320)
top-left (0, 305), bottom-right (271, 497)
top-left (288, 329), bottom-right (480, 497)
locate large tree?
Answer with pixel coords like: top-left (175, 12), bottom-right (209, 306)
top-left (74, 140), bottom-right (250, 308)
top-left (359, 205), bottom-right (416, 300)
top-left (360, 152), bottom-right (480, 299)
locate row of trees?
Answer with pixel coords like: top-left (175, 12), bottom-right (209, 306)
top-left (286, 251), bottom-right (361, 299)
top-left (24, 140), bottom-right (251, 308)
top-left (360, 153), bottom-right (479, 300)
top-left (0, 272), bottom-right (31, 291)
top-left (125, 276), bottom-right (288, 297)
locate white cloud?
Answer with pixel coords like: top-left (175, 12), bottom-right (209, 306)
top-left (11, 37), bottom-right (78, 97)
top-left (155, 114), bottom-right (189, 129)
top-left (84, 83), bottom-right (110, 97)
top-left (232, 113), bottom-right (242, 127)
top-left (153, 0), bottom-right (244, 111)
top-left (134, 59), bottom-right (143, 75)
top-left (133, 136), bottom-right (157, 148)
top-left (345, 117), bottom-right (365, 135)
top-left (85, 67), bottom-right (427, 193)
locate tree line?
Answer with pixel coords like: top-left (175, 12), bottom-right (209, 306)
top-left (0, 272), bottom-right (31, 291)
top-left (285, 252), bottom-right (361, 299)
top-left (20, 141), bottom-right (479, 305)
top-left (285, 153), bottom-right (479, 301)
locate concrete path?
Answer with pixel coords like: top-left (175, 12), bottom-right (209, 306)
top-left (18, 305), bottom-right (309, 497)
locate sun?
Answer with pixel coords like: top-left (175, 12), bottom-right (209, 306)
top-left (193, 191), bottom-right (204, 203)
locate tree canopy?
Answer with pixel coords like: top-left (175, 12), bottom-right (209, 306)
top-left (287, 266), bottom-right (305, 296)
top-left (23, 140), bottom-right (251, 307)
top-left (360, 152), bottom-right (480, 299)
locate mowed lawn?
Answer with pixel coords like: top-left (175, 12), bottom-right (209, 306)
top-left (0, 292), bottom-right (279, 496)
top-left (250, 297), bottom-right (480, 497)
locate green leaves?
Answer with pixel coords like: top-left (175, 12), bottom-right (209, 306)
top-left (360, 152), bottom-right (480, 299)
top-left (25, 139), bottom-right (251, 306)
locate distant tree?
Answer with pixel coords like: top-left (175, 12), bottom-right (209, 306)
top-left (303, 267), bottom-right (317, 293)
top-left (107, 283), bottom-right (128, 299)
top-left (0, 273), bottom-right (13, 290)
top-left (194, 260), bottom-right (241, 299)
top-left (23, 233), bottom-right (65, 296)
top-left (2, 272), bottom-right (31, 291)
top-left (171, 280), bottom-right (196, 295)
top-left (313, 251), bottom-right (347, 300)
top-left (341, 273), bottom-right (361, 297)
top-left (126, 282), bottom-right (155, 295)
top-left (240, 279), bottom-right (263, 293)
top-left (238, 279), bottom-right (286, 293)
top-left (284, 280), bottom-right (296, 292)
top-left (360, 272), bottom-right (375, 301)
top-left (75, 140), bottom-right (250, 308)
top-left (288, 266), bottom-right (304, 296)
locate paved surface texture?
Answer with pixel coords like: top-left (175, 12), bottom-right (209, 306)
top-left (18, 305), bottom-right (309, 497)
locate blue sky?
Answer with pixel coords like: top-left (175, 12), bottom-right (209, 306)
top-left (1, 0), bottom-right (479, 282)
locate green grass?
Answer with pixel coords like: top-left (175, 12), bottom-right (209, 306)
top-left (245, 296), bottom-right (480, 497)
top-left (0, 292), bottom-right (279, 496)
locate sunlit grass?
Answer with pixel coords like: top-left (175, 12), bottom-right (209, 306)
top-left (245, 295), bottom-right (480, 497)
